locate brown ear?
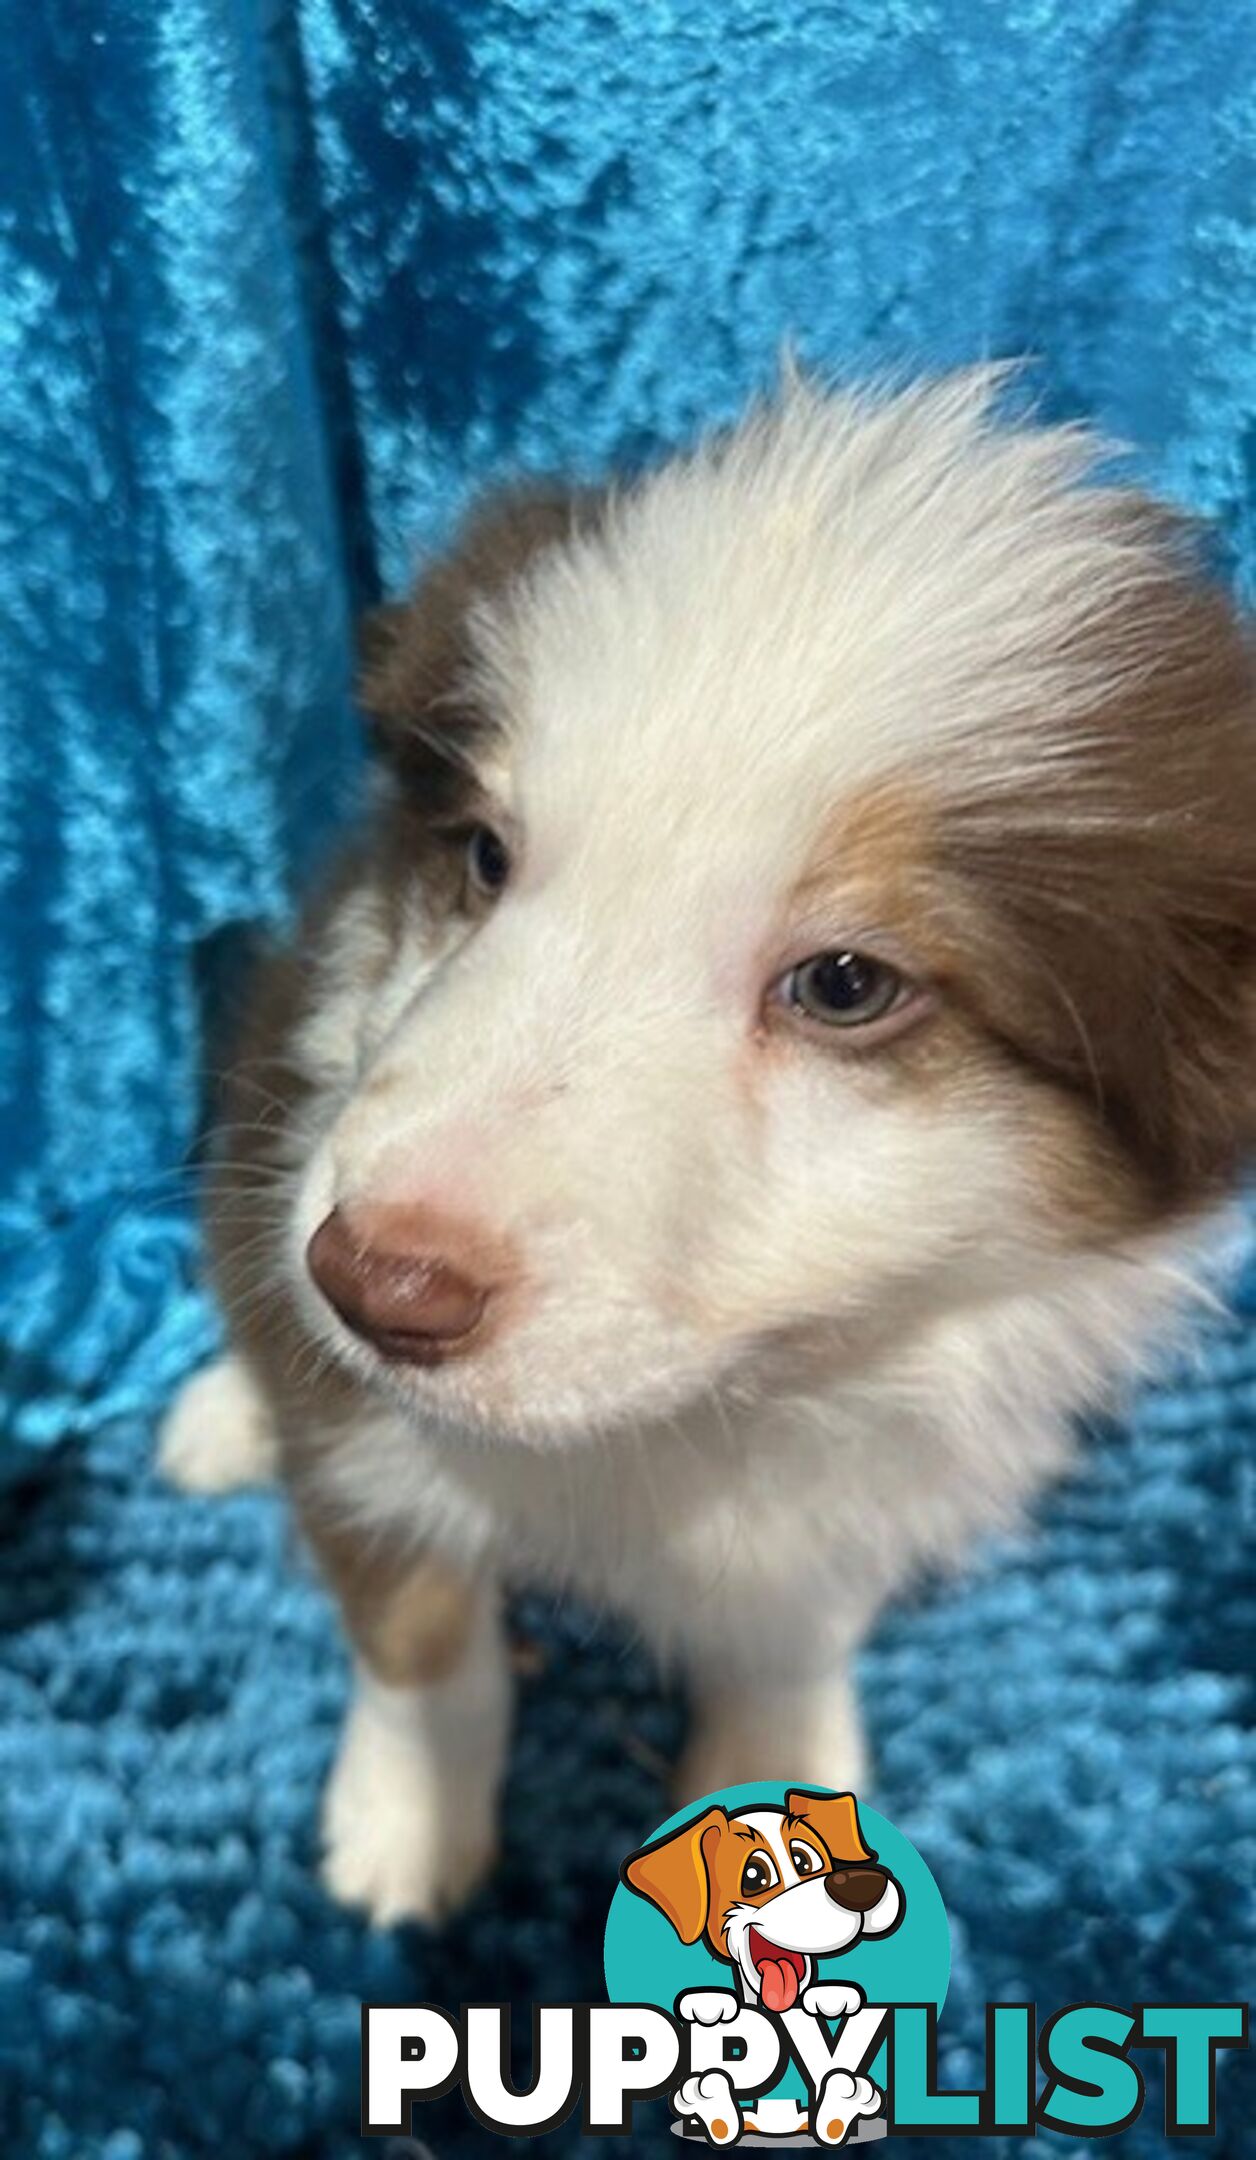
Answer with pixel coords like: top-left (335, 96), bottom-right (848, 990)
top-left (357, 482), bottom-right (603, 752)
top-left (354, 483), bottom-right (607, 833)
top-left (932, 536), bottom-right (1256, 1209)
top-left (621, 1805), bottom-right (727, 1944)
top-left (356, 600), bottom-right (409, 676)
top-left (786, 1789), bottom-right (874, 1866)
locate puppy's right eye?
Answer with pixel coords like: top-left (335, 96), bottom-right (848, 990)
top-left (740, 1850), bottom-right (778, 1897)
top-left (465, 823), bottom-right (511, 902)
top-left (784, 949), bottom-right (904, 1028)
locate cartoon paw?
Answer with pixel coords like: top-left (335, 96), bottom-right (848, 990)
top-left (813, 2068), bottom-right (882, 2146)
top-left (671, 2069), bottom-right (742, 2145)
top-left (801, 1981), bottom-right (865, 2023)
top-left (677, 1989), bottom-right (741, 2026)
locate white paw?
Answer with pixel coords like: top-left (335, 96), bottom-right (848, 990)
top-left (801, 1981), bottom-right (865, 2023)
top-left (671, 2069), bottom-right (741, 2145)
top-left (813, 2068), bottom-right (882, 2145)
top-left (159, 1355), bottom-right (278, 1493)
top-left (678, 1989), bottom-right (741, 2026)
top-left (321, 1687), bottom-right (496, 1927)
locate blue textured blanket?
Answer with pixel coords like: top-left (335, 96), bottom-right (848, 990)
top-left (2, 2), bottom-right (1254, 2152)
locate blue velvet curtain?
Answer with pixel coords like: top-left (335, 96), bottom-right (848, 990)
top-left (4, 0), bottom-right (1256, 1476)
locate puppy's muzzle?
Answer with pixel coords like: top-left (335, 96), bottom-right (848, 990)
top-left (824, 1865), bottom-right (888, 1912)
top-left (306, 1205), bottom-right (497, 1365)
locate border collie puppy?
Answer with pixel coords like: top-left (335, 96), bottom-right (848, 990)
top-left (163, 370), bottom-right (1256, 1924)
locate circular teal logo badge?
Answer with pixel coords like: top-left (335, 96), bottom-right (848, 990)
top-left (604, 1783), bottom-right (948, 2145)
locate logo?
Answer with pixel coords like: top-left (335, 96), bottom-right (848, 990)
top-left (606, 1782), bottom-right (945, 2144)
top-left (361, 1782), bottom-right (1247, 2144)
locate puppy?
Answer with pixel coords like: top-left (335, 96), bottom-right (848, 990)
top-left (162, 368), bottom-right (1256, 1926)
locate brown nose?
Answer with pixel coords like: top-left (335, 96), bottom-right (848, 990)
top-left (824, 1865), bottom-right (888, 1913)
top-left (306, 1205), bottom-right (494, 1365)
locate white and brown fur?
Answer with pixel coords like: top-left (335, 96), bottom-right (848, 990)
top-left (163, 369), bottom-right (1256, 1926)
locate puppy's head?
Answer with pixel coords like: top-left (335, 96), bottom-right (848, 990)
top-left (622, 1789), bottom-right (901, 2008)
top-left (288, 370), bottom-right (1256, 1442)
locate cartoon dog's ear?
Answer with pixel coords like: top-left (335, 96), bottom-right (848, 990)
top-left (621, 1806), bottom-right (727, 1944)
top-left (786, 1789), bottom-right (874, 1865)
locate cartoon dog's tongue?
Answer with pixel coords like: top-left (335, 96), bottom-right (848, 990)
top-left (748, 1928), bottom-right (805, 2013)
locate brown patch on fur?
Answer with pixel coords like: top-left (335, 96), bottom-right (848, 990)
top-left (298, 1508), bottom-right (477, 1685)
top-left (792, 778), bottom-right (936, 927)
top-left (936, 566), bottom-right (1256, 1209)
top-left (359, 481), bottom-right (610, 932)
top-left (794, 531), bottom-right (1256, 1217)
top-left (361, 482), bottom-right (606, 818)
top-left (788, 782), bottom-right (1160, 1237)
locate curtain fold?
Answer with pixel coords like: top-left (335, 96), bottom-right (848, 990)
top-left (3, 0), bottom-right (1255, 1479)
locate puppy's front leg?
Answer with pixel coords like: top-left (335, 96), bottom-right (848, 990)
top-left (677, 1658), bottom-right (865, 1805)
top-left (304, 1512), bottom-right (511, 1926)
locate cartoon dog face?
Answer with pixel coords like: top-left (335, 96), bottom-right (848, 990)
top-left (623, 1789), bottom-right (902, 2011)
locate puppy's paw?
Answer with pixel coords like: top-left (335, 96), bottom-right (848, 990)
top-left (801, 1981), bottom-right (865, 2023)
top-left (671, 2069), bottom-right (742, 2145)
top-left (677, 1989), bottom-right (740, 2025)
top-left (813, 2068), bottom-right (882, 2145)
top-left (159, 1354), bottom-right (278, 1493)
top-left (321, 1689), bottom-right (496, 1928)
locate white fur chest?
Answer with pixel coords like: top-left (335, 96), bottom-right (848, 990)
top-left (308, 1219), bottom-right (1216, 1671)
top-left (312, 1342), bottom-right (1073, 1673)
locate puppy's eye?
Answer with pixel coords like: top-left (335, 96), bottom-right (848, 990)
top-left (790, 1842), bottom-right (821, 1876)
top-left (740, 1850), bottom-right (779, 1897)
top-left (465, 823), bottom-right (510, 901)
top-left (783, 949), bottom-right (904, 1029)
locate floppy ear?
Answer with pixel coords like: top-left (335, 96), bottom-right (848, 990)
top-left (930, 536), bottom-right (1256, 1208)
top-left (356, 600), bottom-right (408, 677)
top-left (353, 484), bottom-right (606, 826)
top-left (786, 1789), bottom-right (874, 1866)
top-left (356, 483), bottom-right (602, 749)
top-left (621, 1805), bottom-right (727, 1944)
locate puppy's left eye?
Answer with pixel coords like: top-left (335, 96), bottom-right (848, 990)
top-left (790, 1842), bottom-right (821, 1876)
top-left (465, 823), bottom-right (511, 901)
top-left (782, 949), bottom-right (904, 1028)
